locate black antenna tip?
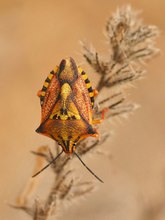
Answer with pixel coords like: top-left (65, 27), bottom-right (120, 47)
top-left (74, 151), bottom-right (104, 183)
top-left (32, 150), bottom-right (63, 178)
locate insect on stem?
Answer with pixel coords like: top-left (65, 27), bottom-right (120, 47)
top-left (32, 150), bottom-right (63, 178)
top-left (36, 58), bottom-right (104, 181)
top-left (74, 151), bottom-right (104, 183)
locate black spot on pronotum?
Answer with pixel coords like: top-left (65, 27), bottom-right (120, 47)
top-left (63, 109), bottom-right (67, 115)
top-left (60, 109), bottom-right (63, 114)
top-left (81, 71), bottom-right (86, 75)
top-left (53, 114), bottom-right (57, 119)
top-left (60, 108), bottom-right (68, 115)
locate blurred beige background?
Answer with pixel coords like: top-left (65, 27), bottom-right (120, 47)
top-left (0, 0), bottom-right (165, 219)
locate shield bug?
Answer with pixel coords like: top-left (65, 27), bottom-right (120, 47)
top-left (33, 57), bottom-right (103, 182)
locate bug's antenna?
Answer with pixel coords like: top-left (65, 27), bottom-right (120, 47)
top-left (32, 150), bottom-right (63, 178)
top-left (74, 151), bottom-right (104, 183)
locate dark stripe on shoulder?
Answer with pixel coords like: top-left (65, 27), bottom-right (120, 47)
top-left (59, 59), bottom-right (66, 73)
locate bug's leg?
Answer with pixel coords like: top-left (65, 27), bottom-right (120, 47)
top-left (92, 107), bottom-right (109, 124)
top-left (100, 107), bottom-right (109, 120)
top-left (93, 89), bottom-right (98, 97)
top-left (37, 90), bottom-right (42, 97)
top-left (92, 118), bottom-right (102, 124)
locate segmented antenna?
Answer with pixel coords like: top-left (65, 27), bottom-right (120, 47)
top-left (32, 150), bottom-right (63, 178)
top-left (74, 151), bottom-right (104, 183)
top-left (32, 149), bottom-right (103, 183)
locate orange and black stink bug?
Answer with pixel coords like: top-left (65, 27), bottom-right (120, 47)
top-left (33, 57), bottom-right (103, 182)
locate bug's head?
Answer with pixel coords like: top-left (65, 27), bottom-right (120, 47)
top-left (58, 57), bottom-right (78, 83)
top-left (58, 139), bottom-right (76, 154)
top-left (57, 135), bottom-right (80, 155)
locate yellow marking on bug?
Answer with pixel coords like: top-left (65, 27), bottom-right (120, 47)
top-left (78, 67), bottom-right (95, 107)
top-left (43, 82), bottom-right (49, 88)
top-left (61, 83), bottom-right (71, 100)
top-left (50, 113), bottom-right (81, 120)
top-left (47, 74), bottom-right (53, 80)
top-left (86, 83), bottom-right (92, 89)
top-left (65, 59), bottom-right (71, 67)
top-left (54, 66), bottom-right (58, 72)
top-left (78, 67), bottom-right (83, 72)
top-left (49, 114), bottom-right (53, 119)
top-left (82, 74), bottom-right (88, 80)
top-left (60, 115), bottom-right (68, 120)
top-left (89, 92), bottom-right (94, 97)
top-left (50, 83), bottom-right (81, 121)
top-left (41, 91), bottom-right (46, 97)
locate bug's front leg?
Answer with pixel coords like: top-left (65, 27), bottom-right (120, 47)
top-left (93, 89), bottom-right (98, 97)
top-left (37, 90), bottom-right (42, 97)
top-left (92, 107), bottom-right (109, 125)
